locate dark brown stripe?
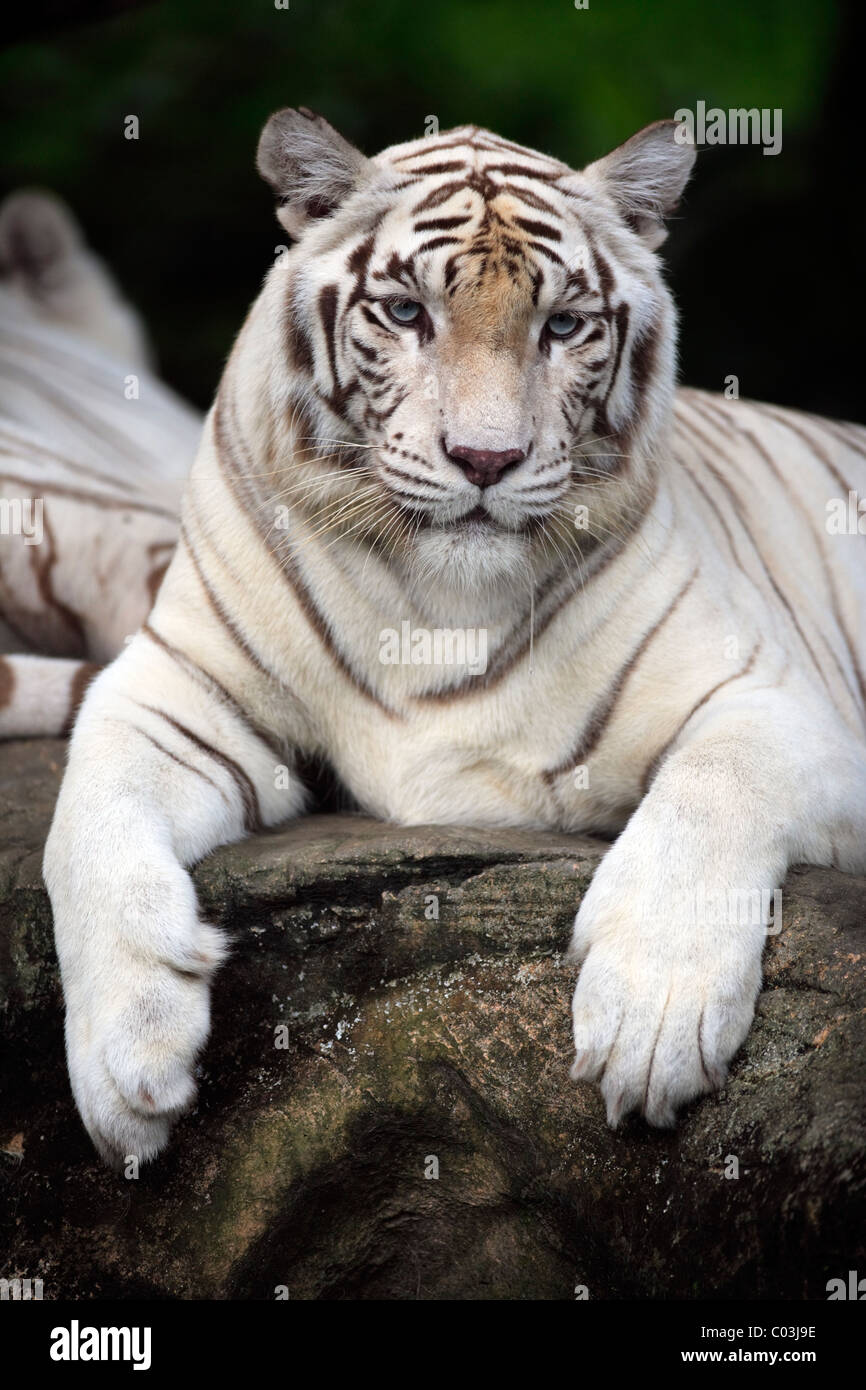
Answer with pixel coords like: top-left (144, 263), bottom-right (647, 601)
top-left (511, 216), bottom-right (561, 241)
top-left (131, 724), bottom-right (229, 804)
top-left (415, 527), bottom-right (639, 704)
top-left (543, 566), bottom-right (699, 781)
top-left (214, 391), bottom-right (401, 719)
top-left (525, 240), bottom-right (564, 267)
top-left (381, 462), bottom-right (447, 491)
top-left (145, 540), bottom-right (174, 607)
top-left (61, 660), bottom-right (100, 735)
top-left (694, 397), bottom-right (866, 721)
top-left (751, 402), bottom-right (858, 504)
top-left (475, 138), bottom-right (562, 161)
top-left (415, 235), bottom-right (462, 255)
top-left (402, 160), bottom-right (468, 175)
top-left (680, 392), bottom-right (741, 443)
top-left (413, 215), bottom-right (473, 232)
top-left (392, 135), bottom-right (478, 158)
top-left (483, 162), bottom-right (558, 180)
top-left (673, 454), bottom-right (741, 563)
top-left (676, 411), bottom-right (839, 705)
top-left (411, 181), bottom-right (470, 215)
top-left (141, 620), bottom-right (287, 760)
top-left (345, 234), bottom-right (375, 310)
top-left (28, 508), bottom-right (86, 653)
top-left (136, 702), bottom-right (263, 833)
top-left (596, 302), bottom-right (630, 435)
top-left (682, 404), bottom-right (865, 718)
top-left (359, 303), bottom-right (397, 335)
top-left (0, 655), bottom-right (14, 709)
top-left (349, 335), bottom-right (378, 363)
top-left (624, 316), bottom-right (661, 443)
top-left (284, 280), bottom-right (315, 373)
top-left (641, 638), bottom-right (763, 794)
top-left (498, 184), bottom-right (560, 215)
top-left (817, 418), bottom-right (866, 459)
top-left (179, 518), bottom-right (289, 696)
top-left (318, 284), bottom-right (341, 401)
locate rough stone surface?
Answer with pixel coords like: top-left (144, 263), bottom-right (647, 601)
top-left (0, 738), bottom-right (863, 1300)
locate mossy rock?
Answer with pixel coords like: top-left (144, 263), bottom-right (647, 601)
top-left (0, 740), bottom-right (863, 1299)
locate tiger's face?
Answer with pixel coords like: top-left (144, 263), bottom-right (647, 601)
top-left (257, 112), bottom-right (695, 590)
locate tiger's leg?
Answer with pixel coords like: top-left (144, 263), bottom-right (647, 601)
top-left (568, 686), bottom-right (866, 1126)
top-left (43, 634), bottom-right (299, 1165)
top-left (0, 654), bottom-right (99, 738)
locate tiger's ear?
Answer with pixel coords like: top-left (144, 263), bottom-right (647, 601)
top-left (579, 120), bottom-right (696, 250)
top-left (257, 107), bottom-right (373, 239)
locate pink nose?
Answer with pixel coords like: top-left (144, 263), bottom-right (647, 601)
top-left (445, 443), bottom-right (526, 489)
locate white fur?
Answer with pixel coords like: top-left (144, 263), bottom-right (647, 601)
top-left (0, 191), bottom-right (201, 737)
top-left (36, 121), bottom-right (866, 1163)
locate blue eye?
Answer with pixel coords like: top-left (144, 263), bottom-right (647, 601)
top-left (547, 312), bottom-right (581, 338)
top-left (387, 298), bottom-right (422, 324)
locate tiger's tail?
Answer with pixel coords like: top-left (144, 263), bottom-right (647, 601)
top-left (0, 654), bottom-right (101, 738)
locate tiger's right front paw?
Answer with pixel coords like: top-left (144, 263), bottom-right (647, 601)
top-left (50, 857), bottom-right (228, 1167)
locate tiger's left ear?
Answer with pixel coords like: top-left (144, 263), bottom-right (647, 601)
top-left (579, 120), bottom-right (696, 250)
top-left (257, 107), bottom-right (373, 239)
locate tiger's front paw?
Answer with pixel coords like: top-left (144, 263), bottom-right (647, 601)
top-left (566, 850), bottom-right (766, 1128)
top-left (52, 860), bottom-right (228, 1167)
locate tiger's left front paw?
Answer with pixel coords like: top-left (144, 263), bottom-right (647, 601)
top-left (566, 858), bottom-right (766, 1127)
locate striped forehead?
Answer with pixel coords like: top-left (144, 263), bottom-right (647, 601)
top-left (380, 125), bottom-right (568, 180)
top-left (370, 132), bottom-right (582, 336)
top-left (387, 132), bottom-right (571, 248)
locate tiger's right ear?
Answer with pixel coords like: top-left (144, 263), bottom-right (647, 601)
top-left (257, 107), bottom-right (373, 239)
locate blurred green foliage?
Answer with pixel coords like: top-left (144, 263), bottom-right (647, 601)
top-left (0, 0), bottom-right (859, 417)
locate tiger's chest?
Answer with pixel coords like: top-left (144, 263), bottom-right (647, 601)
top-left (280, 559), bottom-right (718, 835)
top-left (312, 685), bottom-right (643, 835)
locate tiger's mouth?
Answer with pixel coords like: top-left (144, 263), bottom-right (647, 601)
top-left (455, 504), bottom-right (495, 528)
top-left (396, 499), bottom-right (546, 537)
top-left (388, 495), bottom-right (502, 531)
top-left (429, 502), bottom-right (512, 534)
top-left (384, 480), bottom-right (555, 541)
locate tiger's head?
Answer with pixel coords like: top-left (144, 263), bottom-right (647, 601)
top-left (254, 110), bottom-right (695, 592)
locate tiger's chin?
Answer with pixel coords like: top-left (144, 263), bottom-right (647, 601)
top-left (409, 521), bottom-right (531, 591)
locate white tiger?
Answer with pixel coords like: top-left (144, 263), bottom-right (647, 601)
top-left (0, 189), bottom-right (200, 737)
top-left (30, 110), bottom-right (866, 1166)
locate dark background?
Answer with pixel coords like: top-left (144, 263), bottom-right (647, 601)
top-left (1, 0), bottom-right (862, 421)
